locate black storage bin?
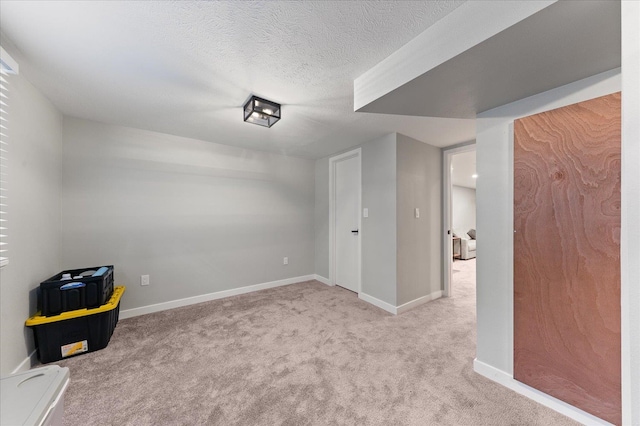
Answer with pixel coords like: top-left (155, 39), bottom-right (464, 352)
top-left (26, 286), bottom-right (125, 364)
top-left (39, 265), bottom-right (114, 316)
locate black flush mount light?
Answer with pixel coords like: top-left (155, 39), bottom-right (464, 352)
top-left (243, 95), bottom-right (281, 128)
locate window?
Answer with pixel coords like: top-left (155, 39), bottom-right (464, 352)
top-left (0, 67), bottom-right (6, 267)
top-left (0, 46), bottom-right (18, 268)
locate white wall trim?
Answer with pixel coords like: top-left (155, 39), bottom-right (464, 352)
top-left (359, 290), bottom-right (443, 315)
top-left (328, 148), bottom-right (362, 292)
top-left (120, 274), bottom-right (315, 320)
top-left (314, 274), bottom-right (333, 286)
top-left (396, 290), bottom-right (443, 314)
top-left (11, 350), bottom-right (37, 374)
top-left (621, 2), bottom-right (640, 423)
top-left (358, 292), bottom-right (397, 315)
top-left (473, 358), bottom-right (613, 426)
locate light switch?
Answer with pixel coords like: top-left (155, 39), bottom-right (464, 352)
top-left (415, 208), bottom-right (420, 218)
top-left (363, 208), bottom-right (369, 218)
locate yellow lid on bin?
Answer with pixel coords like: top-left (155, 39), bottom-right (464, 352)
top-left (26, 286), bottom-right (126, 326)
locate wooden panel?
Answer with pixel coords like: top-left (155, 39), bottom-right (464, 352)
top-left (513, 93), bottom-right (621, 425)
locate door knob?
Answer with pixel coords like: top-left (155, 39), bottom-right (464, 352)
top-left (351, 229), bottom-right (359, 234)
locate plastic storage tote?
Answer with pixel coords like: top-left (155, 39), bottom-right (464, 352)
top-left (26, 286), bottom-right (125, 364)
top-left (39, 265), bottom-right (114, 316)
top-left (0, 365), bottom-right (70, 426)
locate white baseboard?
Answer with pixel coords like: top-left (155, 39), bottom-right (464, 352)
top-left (358, 292), bottom-right (397, 314)
top-left (12, 350), bottom-right (37, 374)
top-left (313, 275), bottom-right (333, 286)
top-left (358, 290), bottom-right (443, 315)
top-left (473, 358), bottom-right (613, 426)
top-left (120, 274), bottom-right (315, 320)
top-left (396, 290), bottom-right (443, 314)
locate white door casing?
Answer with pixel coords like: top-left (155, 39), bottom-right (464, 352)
top-left (442, 143), bottom-right (476, 297)
top-left (329, 149), bottom-right (362, 293)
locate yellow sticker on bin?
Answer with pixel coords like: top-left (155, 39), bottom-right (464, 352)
top-left (61, 340), bottom-right (88, 357)
top-left (26, 286), bottom-right (126, 326)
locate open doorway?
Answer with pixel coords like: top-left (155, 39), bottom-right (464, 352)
top-left (443, 144), bottom-right (476, 297)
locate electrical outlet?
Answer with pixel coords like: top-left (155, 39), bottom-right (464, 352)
top-left (141, 275), bottom-right (150, 286)
top-left (283, 257), bottom-right (288, 265)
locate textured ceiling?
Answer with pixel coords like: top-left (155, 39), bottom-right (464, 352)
top-left (0, 0), bottom-right (474, 159)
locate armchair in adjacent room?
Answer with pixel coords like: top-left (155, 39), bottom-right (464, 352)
top-left (453, 229), bottom-right (476, 260)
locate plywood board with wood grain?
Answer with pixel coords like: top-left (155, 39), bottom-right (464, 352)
top-left (513, 92), bottom-right (621, 425)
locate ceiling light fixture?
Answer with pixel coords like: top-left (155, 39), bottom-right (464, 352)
top-left (243, 95), bottom-right (281, 128)
top-left (472, 174), bottom-right (478, 179)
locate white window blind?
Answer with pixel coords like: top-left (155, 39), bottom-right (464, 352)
top-left (0, 68), bottom-right (8, 267)
top-left (0, 46), bottom-right (18, 268)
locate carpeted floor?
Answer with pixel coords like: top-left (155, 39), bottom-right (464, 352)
top-left (53, 259), bottom-right (578, 425)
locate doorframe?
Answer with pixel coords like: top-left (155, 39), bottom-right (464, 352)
top-left (442, 143), bottom-right (476, 297)
top-left (329, 148), bottom-right (362, 293)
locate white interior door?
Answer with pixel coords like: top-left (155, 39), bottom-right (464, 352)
top-left (334, 154), bottom-right (360, 293)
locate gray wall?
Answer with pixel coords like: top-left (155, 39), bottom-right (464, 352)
top-left (61, 117), bottom-right (315, 312)
top-left (314, 134), bottom-right (397, 305)
top-left (315, 133), bottom-right (444, 309)
top-left (314, 159), bottom-right (329, 279)
top-left (396, 134), bottom-right (442, 306)
top-left (475, 68), bottom-right (621, 375)
top-left (452, 185), bottom-right (476, 235)
top-left (361, 134), bottom-right (397, 306)
top-left (0, 40), bottom-right (63, 375)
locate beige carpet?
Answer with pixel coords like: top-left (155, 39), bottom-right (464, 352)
top-left (52, 259), bottom-right (578, 425)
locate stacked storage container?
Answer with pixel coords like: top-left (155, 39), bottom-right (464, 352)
top-left (39, 266), bottom-right (115, 315)
top-left (26, 266), bottom-right (125, 363)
